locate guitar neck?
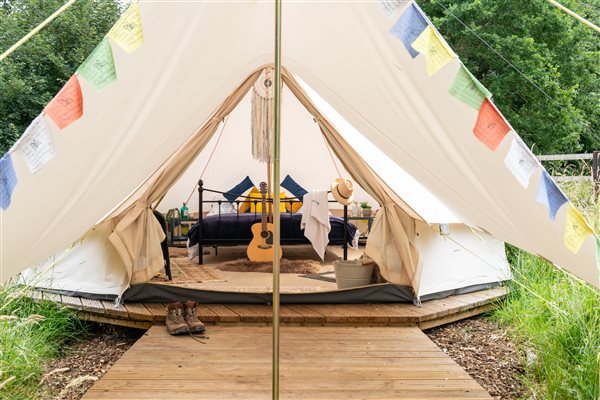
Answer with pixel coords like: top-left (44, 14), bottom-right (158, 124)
top-left (261, 191), bottom-right (267, 231)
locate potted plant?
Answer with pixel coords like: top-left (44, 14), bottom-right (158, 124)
top-left (360, 201), bottom-right (372, 217)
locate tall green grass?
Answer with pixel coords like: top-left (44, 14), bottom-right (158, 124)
top-left (495, 249), bottom-right (599, 399)
top-left (494, 166), bottom-right (599, 400)
top-left (0, 285), bottom-right (88, 399)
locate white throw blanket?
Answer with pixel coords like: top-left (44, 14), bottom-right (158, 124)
top-left (301, 190), bottom-right (331, 260)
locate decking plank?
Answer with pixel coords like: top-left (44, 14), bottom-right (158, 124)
top-left (283, 305), bottom-right (326, 324)
top-left (80, 298), bottom-right (105, 314)
top-left (142, 303), bottom-right (166, 322)
top-left (203, 304), bottom-right (240, 322)
top-left (61, 295), bottom-right (84, 310)
top-left (124, 303), bottom-right (154, 321)
top-left (225, 304), bottom-right (264, 322)
top-left (28, 287), bottom-right (507, 329)
top-left (302, 304), bottom-right (349, 323)
top-left (101, 300), bottom-right (129, 318)
top-left (82, 325), bottom-right (491, 399)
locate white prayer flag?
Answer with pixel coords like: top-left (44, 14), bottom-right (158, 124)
top-left (16, 116), bottom-right (55, 174)
top-left (503, 136), bottom-right (537, 188)
top-left (379, 0), bottom-right (409, 18)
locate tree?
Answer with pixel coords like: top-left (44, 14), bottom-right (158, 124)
top-left (419, 0), bottom-right (600, 154)
top-left (0, 0), bottom-right (123, 154)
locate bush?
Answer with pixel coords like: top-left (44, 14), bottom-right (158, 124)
top-left (0, 285), bottom-right (88, 399)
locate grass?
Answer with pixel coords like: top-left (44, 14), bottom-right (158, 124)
top-left (0, 285), bottom-right (88, 399)
top-left (493, 168), bottom-right (599, 400)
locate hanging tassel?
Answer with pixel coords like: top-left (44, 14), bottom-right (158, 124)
top-left (251, 68), bottom-right (275, 163)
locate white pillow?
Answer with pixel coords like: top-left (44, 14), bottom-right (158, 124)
top-left (206, 194), bottom-right (238, 216)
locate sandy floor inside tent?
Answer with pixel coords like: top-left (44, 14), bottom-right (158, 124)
top-left (151, 245), bottom-right (363, 294)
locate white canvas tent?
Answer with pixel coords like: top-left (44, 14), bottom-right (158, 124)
top-left (3, 1), bottom-right (598, 303)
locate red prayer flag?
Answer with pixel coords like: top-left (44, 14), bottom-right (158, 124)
top-left (472, 99), bottom-right (511, 151)
top-left (44, 75), bottom-right (83, 129)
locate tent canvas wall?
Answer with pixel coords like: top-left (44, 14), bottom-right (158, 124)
top-left (3, 1), bottom-right (598, 304)
top-left (17, 77), bottom-right (511, 301)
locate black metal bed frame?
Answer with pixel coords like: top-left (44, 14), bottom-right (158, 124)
top-left (196, 179), bottom-right (349, 264)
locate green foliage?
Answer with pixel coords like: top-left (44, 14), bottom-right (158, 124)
top-left (360, 201), bottom-right (371, 208)
top-left (0, 0), bottom-right (123, 155)
top-left (493, 176), bottom-right (599, 399)
top-left (495, 248), bottom-right (600, 399)
top-left (420, 0), bottom-right (600, 154)
top-left (0, 285), bottom-right (88, 399)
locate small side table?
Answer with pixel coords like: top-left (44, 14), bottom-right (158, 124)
top-left (167, 218), bottom-right (198, 246)
top-left (348, 216), bottom-right (374, 239)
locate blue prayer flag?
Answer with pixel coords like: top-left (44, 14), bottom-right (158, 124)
top-left (389, 3), bottom-right (428, 58)
top-left (1, 153), bottom-right (18, 210)
top-left (536, 171), bottom-right (567, 220)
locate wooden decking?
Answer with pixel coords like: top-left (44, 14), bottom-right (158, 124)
top-left (83, 325), bottom-right (492, 399)
top-left (31, 287), bottom-right (507, 330)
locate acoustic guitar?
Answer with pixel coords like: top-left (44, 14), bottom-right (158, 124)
top-left (247, 182), bottom-right (282, 262)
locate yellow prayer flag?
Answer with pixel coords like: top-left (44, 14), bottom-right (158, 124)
top-left (107, 3), bottom-right (144, 53)
top-left (411, 26), bottom-right (455, 76)
top-left (564, 204), bottom-right (593, 254)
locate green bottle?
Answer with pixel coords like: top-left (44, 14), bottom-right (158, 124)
top-left (180, 202), bottom-right (189, 220)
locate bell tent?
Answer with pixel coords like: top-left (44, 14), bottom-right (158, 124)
top-left (2, 1), bottom-right (598, 304)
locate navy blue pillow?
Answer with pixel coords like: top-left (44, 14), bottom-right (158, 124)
top-left (223, 176), bottom-right (254, 202)
top-left (281, 174), bottom-right (308, 200)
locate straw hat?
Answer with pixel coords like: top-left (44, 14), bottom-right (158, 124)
top-left (330, 178), bottom-right (354, 206)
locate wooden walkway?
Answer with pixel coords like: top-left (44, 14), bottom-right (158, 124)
top-left (83, 325), bottom-right (491, 399)
top-left (31, 287), bottom-right (507, 330)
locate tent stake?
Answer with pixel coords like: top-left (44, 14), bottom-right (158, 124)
top-left (272, 0), bottom-right (282, 399)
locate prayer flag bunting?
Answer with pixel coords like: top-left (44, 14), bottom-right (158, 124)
top-left (389, 3), bottom-right (428, 58)
top-left (16, 116), bottom-right (55, 174)
top-left (473, 99), bottom-right (511, 151)
top-left (536, 171), bottom-right (568, 221)
top-left (77, 38), bottom-right (117, 91)
top-left (449, 65), bottom-right (491, 109)
top-left (564, 204), bottom-right (593, 254)
top-left (380, 0), bottom-right (410, 18)
top-left (107, 3), bottom-right (144, 53)
top-left (596, 236), bottom-right (600, 273)
top-left (44, 75), bottom-right (83, 129)
top-left (411, 26), bottom-right (456, 76)
top-left (0, 153), bottom-right (17, 210)
top-left (503, 136), bottom-right (538, 188)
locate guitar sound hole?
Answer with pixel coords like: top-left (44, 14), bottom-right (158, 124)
top-left (261, 231), bottom-right (269, 239)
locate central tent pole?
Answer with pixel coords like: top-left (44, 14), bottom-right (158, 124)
top-left (272, 0), bottom-right (282, 399)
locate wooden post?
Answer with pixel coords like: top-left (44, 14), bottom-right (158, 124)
top-left (593, 151), bottom-right (599, 202)
top-left (272, 1), bottom-right (282, 399)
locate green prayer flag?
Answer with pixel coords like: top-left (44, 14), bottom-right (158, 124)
top-left (77, 38), bottom-right (116, 91)
top-left (449, 65), bottom-right (491, 110)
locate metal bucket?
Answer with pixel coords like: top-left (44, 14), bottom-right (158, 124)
top-left (333, 259), bottom-right (374, 289)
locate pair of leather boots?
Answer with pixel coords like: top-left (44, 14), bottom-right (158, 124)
top-left (166, 301), bottom-right (205, 336)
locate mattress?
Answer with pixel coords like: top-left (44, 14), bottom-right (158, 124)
top-left (187, 212), bottom-right (356, 246)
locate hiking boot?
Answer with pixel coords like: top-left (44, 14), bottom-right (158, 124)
top-left (166, 302), bottom-right (189, 336)
top-left (183, 301), bottom-right (206, 334)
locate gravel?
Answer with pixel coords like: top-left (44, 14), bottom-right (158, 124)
top-left (425, 317), bottom-right (527, 400)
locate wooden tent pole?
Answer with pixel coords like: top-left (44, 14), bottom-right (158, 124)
top-left (272, 0), bottom-right (282, 398)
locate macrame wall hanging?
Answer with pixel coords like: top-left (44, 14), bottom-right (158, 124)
top-left (251, 67), bottom-right (275, 163)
